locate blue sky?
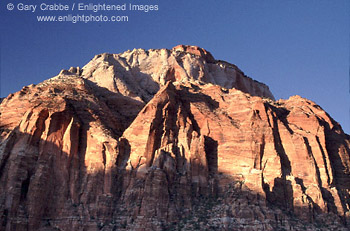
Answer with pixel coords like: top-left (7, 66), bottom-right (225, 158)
top-left (1, 0), bottom-right (349, 133)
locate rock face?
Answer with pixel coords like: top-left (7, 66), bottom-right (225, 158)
top-left (82, 45), bottom-right (274, 102)
top-left (0, 46), bottom-right (349, 231)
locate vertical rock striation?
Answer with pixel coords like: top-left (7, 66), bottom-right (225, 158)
top-left (0, 46), bottom-right (349, 230)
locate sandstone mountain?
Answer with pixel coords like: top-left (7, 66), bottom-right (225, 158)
top-left (0, 46), bottom-right (349, 231)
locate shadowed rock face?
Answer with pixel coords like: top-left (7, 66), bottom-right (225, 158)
top-left (0, 46), bottom-right (349, 231)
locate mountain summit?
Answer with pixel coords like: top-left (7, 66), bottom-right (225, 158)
top-left (0, 46), bottom-right (349, 230)
top-left (81, 45), bottom-right (274, 102)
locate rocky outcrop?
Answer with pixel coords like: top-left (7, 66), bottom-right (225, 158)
top-left (0, 46), bottom-right (349, 231)
top-left (82, 45), bottom-right (274, 102)
top-left (120, 82), bottom-right (350, 230)
top-left (0, 73), bottom-right (144, 231)
top-left (172, 45), bottom-right (215, 63)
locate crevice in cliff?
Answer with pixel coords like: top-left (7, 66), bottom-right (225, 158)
top-left (116, 138), bottom-right (131, 199)
top-left (30, 110), bottom-right (49, 147)
top-left (144, 112), bottom-right (165, 167)
top-left (47, 111), bottom-right (72, 137)
top-left (303, 137), bottom-right (323, 187)
top-left (184, 105), bottom-right (200, 137)
top-left (20, 172), bottom-right (31, 202)
top-left (76, 124), bottom-right (88, 203)
top-left (315, 136), bottom-right (331, 185)
top-left (300, 136), bottom-right (336, 218)
top-left (254, 135), bottom-right (265, 170)
top-left (294, 177), bottom-right (323, 216)
top-left (264, 103), bottom-right (272, 128)
top-left (102, 143), bottom-right (107, 169)
top-left (177, 87), bottom-right (219, 138)
top-left (271, 113), bottom-right (291, 176)
top-left (272, 105), bottom-right (293, 135)
top-left (0, 129), bottom-right (18, 179)
top-left (263, 105), bottom-right (294, 210)
top-left (323, 122), bottom-right (350, 215)
top-left (320, 187), bottom-right (339, 214)
top-left (116, 138), bottom-right (131, 170)
top-left (204, 136), bottom-right (218, 176)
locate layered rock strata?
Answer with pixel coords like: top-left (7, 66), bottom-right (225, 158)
top-left (0, 46), bottom-right (349, 231)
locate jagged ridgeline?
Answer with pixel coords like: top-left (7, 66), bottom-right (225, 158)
top-left (0, 45), bottom-right (349, 231)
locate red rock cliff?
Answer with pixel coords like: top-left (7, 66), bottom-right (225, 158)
top-left (0, 46), bottom-right (349, 231)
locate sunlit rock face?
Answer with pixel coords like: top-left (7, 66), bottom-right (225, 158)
top-left (82, 45), bottom-right (275, 102)
top-left (0, 46), bottom-right (349, 231)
